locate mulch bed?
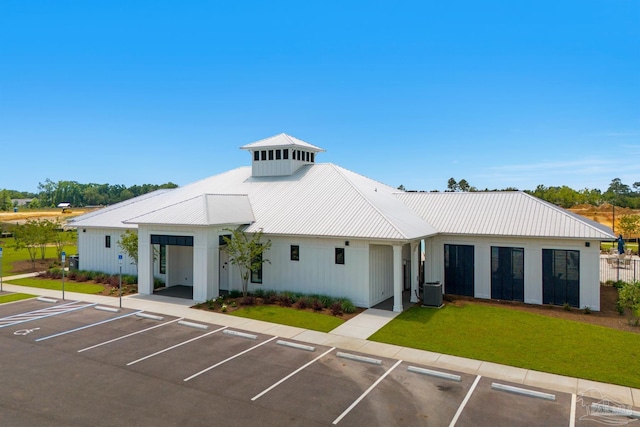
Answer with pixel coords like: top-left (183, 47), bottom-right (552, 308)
top-left (193, 296), bottom-right (365, 321)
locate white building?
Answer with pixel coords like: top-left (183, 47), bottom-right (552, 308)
top-left (70, 133), bottom-right (615, 311)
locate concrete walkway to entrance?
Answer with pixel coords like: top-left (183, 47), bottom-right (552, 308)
top-left (1, 274), bottom-right (639, 407)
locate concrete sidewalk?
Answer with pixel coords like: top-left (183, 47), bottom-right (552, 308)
top-left (2, 276), bottom-right (639, 407)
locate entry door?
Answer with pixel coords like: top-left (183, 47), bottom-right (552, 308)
top-left (444, 244), bottom-right (474, 296)
top-left (542, 249), bottom-right (580, 307)
top-left (219, 250), bottom-right (230, 291)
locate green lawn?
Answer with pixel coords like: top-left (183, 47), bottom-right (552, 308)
top-left (0, 237), bottom-right (77, 275)
top-left (369, 304), bottom-right (640, 389)
top-left (4, 277), bottom-right (103, 294)
top-left (229, 305), bottom-right (344, 332)
top-left (601, 241), bottom-right (638, 254)
top-left (0, 293), bottom-right (36, 304)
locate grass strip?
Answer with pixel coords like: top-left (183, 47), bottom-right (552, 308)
top-left (0, 238), bottom-right (77, 275)
top-left (4, 278), bottom-right (103, 294)
top-left (369, 303), bottom-right (640, 389)
top-left (0, 293), bottom-right (36, 304)
top-left (229, 305), bottom-right (344, 332)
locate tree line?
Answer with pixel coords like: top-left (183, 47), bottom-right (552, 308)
top-left (434, 177), bottom-right (640, 210)
top-left (0, 179), bottom-right (178, 210)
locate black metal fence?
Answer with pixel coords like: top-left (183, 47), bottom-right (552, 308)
top-left (600, 256), bottom-right (640, 283)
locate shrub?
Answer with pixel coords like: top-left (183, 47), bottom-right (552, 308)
top-left (107, 275), bottom-right (120, 287)
top-left (206, 299), bottom-right (215, 309)
top-left (153, 278), bottom-right (164, 289)
top-left (229, 290), bottom-right (243, 298)
top-left (264, 290), bottom-right (278, 304)
top-left (563, 303), bottom-right (572, 311)
top-left (67, 271), bottom-right (77, 280)
top-left (123, 275), bottom-right (137, 285)
top-left (94, 273), bottom-right (107, 284)
top-left (253, 288), bottom-right (265, 298)
top-left (281, 291), bottom-right (297, 303)
top-left (279, 295), bottom-right (292, 307)
top-left (340, 299), bottom-right (356, 314)
top-left (75, 273), bottom-right (89, 282)
top-left (240, 295), bottom-right (255, 306)
top-left (321, 295), bottom-right (334, 308)
top-left (330, 301), bottom-right (343, 316)
top-left (294, 297), bottom-right (310, 309)
top-left (583, 306), bottom-right (591, 315)
top-left (312, 299), bottom-right (324, 311)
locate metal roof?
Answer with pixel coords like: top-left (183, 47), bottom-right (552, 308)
top-left (240, 133), bottom-right (325, 152)
top-left (395, 191), bottom-right (615, 240)
top-left (70, 164), bottom-right (436, 240)
top-left (69, 132), bottom-right (615, 242)
top-left (124, 194), bottom-right (255, 226)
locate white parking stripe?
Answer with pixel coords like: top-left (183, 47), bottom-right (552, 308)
top-left (332, 359), bottom-right (403, 425)
top-left (0, 301), bottom-right (96, 328)
top-left (35, 310), bottom-right (143, 342)
top-left (127, 326), bottom-right (227, 366)
top-left (569, 393), bottom-right (576, 427)
top-left (77, 317), bottom-right (184, 353)
top-left (184, 336), bottom-right (278, 382)
top-left (448, 375), bottom-right (481, 427)
top-left (252, 347), bottom-right (335, 401)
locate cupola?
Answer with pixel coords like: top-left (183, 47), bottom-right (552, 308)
top-left (240, 133), bottom-right (325, 177)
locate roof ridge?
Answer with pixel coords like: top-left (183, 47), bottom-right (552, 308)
top-left (521, 192), bottom-right (614, 237)
top-left (330, 164), bottom-right (410, 239)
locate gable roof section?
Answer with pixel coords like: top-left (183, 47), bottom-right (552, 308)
top-left (396, 191), bottom-right (615, 240)
top-left (69, 189), bottom-right (173, 229)
top-left (240, 133), bottom-right (325, 152)
top-left (124, 194), bottom-right (255, 226)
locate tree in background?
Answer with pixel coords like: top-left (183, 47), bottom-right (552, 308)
top-left (0, 190), bottom-right (12, 211)
top-left (618, 215), bottom-right (640, 244)
top-left (446, 178), bottom-right (459, 192)
top-left (221, 228), bottom-right (272, 297)
top-left (13, 220), bottom-right (42, 268)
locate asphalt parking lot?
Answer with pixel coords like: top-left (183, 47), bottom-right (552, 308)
top-left (1, 297), bottom-right (638, 426)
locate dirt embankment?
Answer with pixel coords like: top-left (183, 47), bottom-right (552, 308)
top-left (568, 204), bottom-right (640, 237)
top-left (0, 209), bottom-right (94, 226)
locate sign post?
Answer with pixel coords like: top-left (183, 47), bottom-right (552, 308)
top-left (118, 254), bottom-right (123, 308)
top-left (61, 251), bottom-right (66, 300)
top-left (0, 247), bottom-right (3, 292)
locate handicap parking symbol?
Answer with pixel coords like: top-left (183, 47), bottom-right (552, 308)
top-left (14, 328), bottom-right (40, 336)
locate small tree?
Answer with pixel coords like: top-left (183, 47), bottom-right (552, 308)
top-left (618, 281), bottom-right (640, 326)
top-left (13, 220), bottom-right (41, 269)
top-left (221, 228), bottom-right (272, 297)
top-left (117, 230), bottom-right (139, 267)
top-left (618, 214), bottom-right (640, 245)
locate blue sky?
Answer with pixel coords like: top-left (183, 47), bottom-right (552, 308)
top-left (1, 1), bottom-right (638, 193)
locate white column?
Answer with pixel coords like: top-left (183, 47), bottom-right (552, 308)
top-left (137, 230), bottom-right (153, 295)
top-left (410, 241), bottom-right (420, 303)
top-left (393, 244), bottom-right (403, 312)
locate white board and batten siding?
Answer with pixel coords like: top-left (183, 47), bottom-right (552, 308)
top-left (242, 236), bottom-right (371, 308)
top-left (77, 228), bottom-right (139, 276)
top-left (424, 235), bottom-right (601, 311)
